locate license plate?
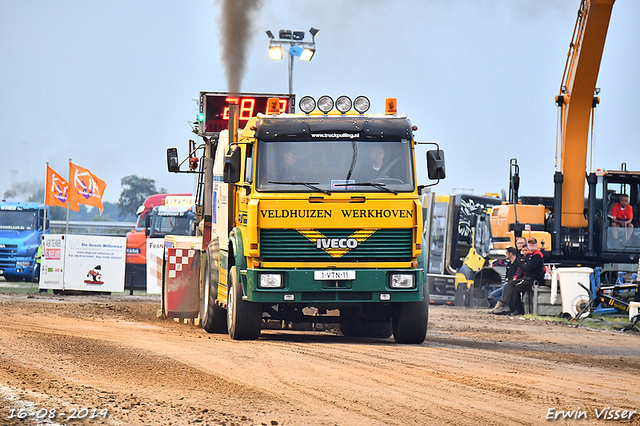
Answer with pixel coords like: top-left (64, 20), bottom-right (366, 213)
top-left (314, 270), bottom-right (355, 281)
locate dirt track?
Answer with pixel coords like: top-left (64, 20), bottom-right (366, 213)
top-left (0, 293), bottom-right (638, 426)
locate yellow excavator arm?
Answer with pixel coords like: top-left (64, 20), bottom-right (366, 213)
top-left (556, 0), bottom-right (615, 229)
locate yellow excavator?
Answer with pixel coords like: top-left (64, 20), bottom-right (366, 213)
top-left (491, 0), bottom-right (640, 268)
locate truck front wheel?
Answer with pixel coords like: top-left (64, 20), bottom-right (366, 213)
top-left (226, 266), bottom-right (262, 340)
top-left (201, 258), bottom-right (227, 333)
top-left (392, 283), bottom-right (429, 344)
top-left (454, 283), bottom-right (469, 308)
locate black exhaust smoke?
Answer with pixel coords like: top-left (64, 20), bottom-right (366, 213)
top-left (219, 0), bottom-right (263, 94)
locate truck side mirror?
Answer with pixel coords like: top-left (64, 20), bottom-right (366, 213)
top-left (223, 145), bottom-right (241, 183)
top-left (426, 149), bottom-right (446, 180)
top-left (167, 148), bottom-right (179, 173)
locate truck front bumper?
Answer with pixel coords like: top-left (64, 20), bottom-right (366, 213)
top-left (244, 268), bottom-right (424, 304)
top-left (0, 260), bottom-right (35, 280)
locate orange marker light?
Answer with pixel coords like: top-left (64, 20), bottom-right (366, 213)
top-left (266, 98), bottom-right (281, 115)
top-left (385, 98), bottom-right (397, 115)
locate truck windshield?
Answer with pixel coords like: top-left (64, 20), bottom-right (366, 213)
top-left (255, 140), bottom-right (415, 193)
top-left (150, 214), bottom-right (193, 237)
top-left (0, 209), bottom-right (38, 231)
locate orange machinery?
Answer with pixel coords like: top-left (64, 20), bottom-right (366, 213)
top-left (492, 0), bottom-right (640, 267)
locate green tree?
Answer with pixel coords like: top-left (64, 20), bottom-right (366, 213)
top-left (27, 188), bottom-right (44, 203)
top-left (118, 175), bottom-right (161, 218)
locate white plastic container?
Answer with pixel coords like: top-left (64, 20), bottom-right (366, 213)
top-left (630, 301), bottom-right (640, 322)
top-left (551, 267), bottom-right (593, 318)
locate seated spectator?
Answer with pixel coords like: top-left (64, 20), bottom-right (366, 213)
top-left (494, 238), bottom-right (545, 316)
top-left (489, 246), bottom-right (520, 310)
top-left (611, 193), bottom-right (633, 240)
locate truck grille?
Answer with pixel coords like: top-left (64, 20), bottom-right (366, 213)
top-left (0, 245), bottom-right (18, 268)
top-left (260, 229), bottom-right (413, 262)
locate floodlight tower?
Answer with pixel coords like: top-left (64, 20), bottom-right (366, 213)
top-left (266, 28), bottom-right (319, 95)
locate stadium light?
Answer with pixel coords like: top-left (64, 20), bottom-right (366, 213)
top-left (266, 28), bottom-right (319, 94)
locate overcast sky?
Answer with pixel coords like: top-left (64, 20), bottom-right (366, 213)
top-left (1, 0), bottom-right (639, 204)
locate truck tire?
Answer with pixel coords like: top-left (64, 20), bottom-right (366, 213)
top-left (201, 258), bottom-right (227, 334)
top-left (226, 266), bottom-right (262, 340)
top-left (340, 321), bottom-right (393, 339)
top-left (31, 267), bottom-right (40, 283)
top-left (392, 283), bottom-right (429, 344)
top-left (454, 284), bottom-right (469, 308)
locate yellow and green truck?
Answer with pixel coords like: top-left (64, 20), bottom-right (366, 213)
top-left (168, 93), bottom-right (445, 343)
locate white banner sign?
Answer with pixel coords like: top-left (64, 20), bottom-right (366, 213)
top-left (39, 234), bottom-right (126, 292)
top-left (146, 238), bottom-right (164, 294)
top-left (39, 234), bottom-right (65, 290)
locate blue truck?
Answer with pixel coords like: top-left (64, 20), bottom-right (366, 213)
top-left (0, 202), bottom-right (49, 282)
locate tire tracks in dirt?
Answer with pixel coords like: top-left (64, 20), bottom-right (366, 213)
top-left (1, 294), bottom-right (639, 425)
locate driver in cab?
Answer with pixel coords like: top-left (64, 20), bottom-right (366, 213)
top-left (356, 143), bottom-right (401, 183)
top-left (357, 144), bottom-right (386, 181)
top-left (279, 150), bottom-right (303, 181)
top-left (611, 193), bottom-right (634, 240)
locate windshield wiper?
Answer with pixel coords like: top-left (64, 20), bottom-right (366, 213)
top-left (268, 181), bottom-right (331, 195)
top-left (333, 182), bottom-right (398, 195)
top-left (346, 140), bottom-right (357, 181)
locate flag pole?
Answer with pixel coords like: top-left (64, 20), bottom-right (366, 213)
top-left (63, 158), bottom-right (74, 291)
top-left (66, 158), bottom-right (72, 236)
top-left (41, 163), bottom-right (48, 290)
top-left (43, 163), bottom-right (48, 232)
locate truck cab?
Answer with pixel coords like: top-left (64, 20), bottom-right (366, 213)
top-left (0, 202), bottom-right (49, 282)
top-left (594, 169), bottom-right (640, 264)
top-left (191, 94), bottom-right (445, 343)
top-left (125, 193), bottom-right (191, 290)
top-left (148, 204), bottom-right (196, 239)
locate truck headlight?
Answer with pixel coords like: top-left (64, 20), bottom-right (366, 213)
top-left (16, 261), bottom-right (31, 268)
top-left (335, 95), bottom-right (352, 114)
top-left (299, 96), bottom-right (316, 114)
top-left (353, 96), bottom-right (370, 114)
top-left (258, 273), bottom-right (283, 288)
top-left (317, 95), bottom-right (334, 113)
top-left (389, 273), bottom-right (415, 289)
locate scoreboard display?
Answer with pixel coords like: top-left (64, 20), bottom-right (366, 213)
top-left (198, 92), bottom-right (295, 135)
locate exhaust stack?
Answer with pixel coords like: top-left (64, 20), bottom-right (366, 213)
top-left (229, 103), bottom-right (239, 145)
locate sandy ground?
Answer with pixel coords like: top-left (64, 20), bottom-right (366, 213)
top-left (0, 292), bottom-right (639, 426)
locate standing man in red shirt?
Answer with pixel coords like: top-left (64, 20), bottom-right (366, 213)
top-left (611, 194), bottom-right (633, 240)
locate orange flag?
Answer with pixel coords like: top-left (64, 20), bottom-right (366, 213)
top-left (68, 161), bottom-right (107, 213)
top-left (44, 165), bottom-right (80, 211)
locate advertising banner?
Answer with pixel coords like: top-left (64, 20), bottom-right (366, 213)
top-left (40, 235), bottom-right (126, 292)
top-left (39, 234), bottom-right (66, 290)
top-left (146, 238), bottom-right (165, 294)
top-left (164, 247), bottom-right (201, 319)
top-left (64, 235), bottom-right (125, 292)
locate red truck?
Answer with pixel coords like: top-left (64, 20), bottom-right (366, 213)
top-left (125, 193), bottom-right (190, 290)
